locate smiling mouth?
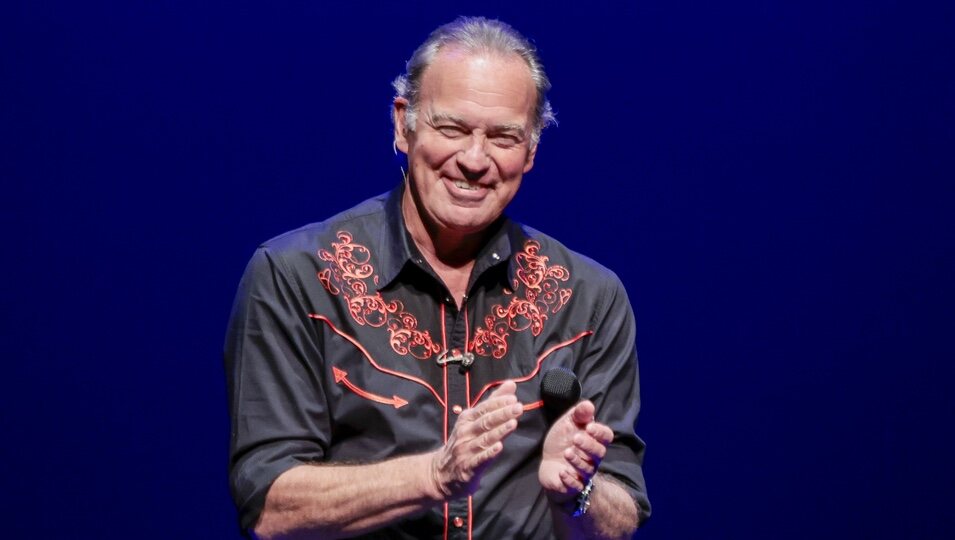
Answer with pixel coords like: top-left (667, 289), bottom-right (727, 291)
top-left (452, 179), bottom-right (481, 191)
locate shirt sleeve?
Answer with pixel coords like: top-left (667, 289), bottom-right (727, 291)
top-left (576, 272), bottom-right (651, 523)
top-left (224, 247), bottom-right (331, 532)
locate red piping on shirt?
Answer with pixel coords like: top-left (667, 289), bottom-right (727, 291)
top-left (309, 313), bottom-right (446, 407)
top-left (440, 303), bottom-right (449, 540)
top-left (331, 366), bottom-right (408, 408)
top-left (471, 330), bottom-right (594, 405)
top-left (443, 501), bottom-right (449, 540)
top-left (522, 400), bottom-right (544, 412)
top-left (440, 302), bottom-right (449, 441)
top-left (464, 303), bottom-right (472, 408)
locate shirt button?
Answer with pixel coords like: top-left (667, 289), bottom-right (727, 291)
top-left (444, 296), bottom-right (453, 304)
top-left (491, 252), bottom-right (500, 260)
top-left (453, 516), bottom-right (465, 528)
top-left (452, 404), bottom-right (463, 414)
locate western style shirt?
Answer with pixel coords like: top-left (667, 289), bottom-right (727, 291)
top-left (225, 184), bottom-right (650, 538)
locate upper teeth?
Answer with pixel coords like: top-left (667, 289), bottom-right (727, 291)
top-left (453, 180), bottom-right (478, 191)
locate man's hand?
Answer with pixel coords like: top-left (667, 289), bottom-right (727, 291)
top-left (429, 380), bottom-right (524, 499)
top-left (538, 400), bottom-right (614, 502)
top-left (254, 383), bottom-right (523, 540)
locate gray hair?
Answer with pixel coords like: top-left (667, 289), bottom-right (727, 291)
top-left (392, 16), bottom-right (556, 146)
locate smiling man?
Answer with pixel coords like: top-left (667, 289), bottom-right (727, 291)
top-left (225, 17), bottom-right (649, 539)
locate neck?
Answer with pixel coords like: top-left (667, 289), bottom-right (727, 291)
top-left (401, 185), bottom-right (490, 270)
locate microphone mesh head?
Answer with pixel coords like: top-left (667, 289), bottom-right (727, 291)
top-left (540, 367), bottom-right (581, 417)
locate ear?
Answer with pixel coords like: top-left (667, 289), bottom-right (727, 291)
top-left (522, 141), bottom-right (538, 173)
top-left (393, 97), bottom-right (411, 154)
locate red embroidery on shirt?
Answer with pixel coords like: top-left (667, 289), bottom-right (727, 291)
top-left (309, 314), bottom-right (445, 406)
top-left (318, 231), bottom-right (441, 360)
top-left (332, 366), bottom-right (408, 408)
top-left (471, 330), bottom-right (593, 404)
top-left (469, 240), bottom-right (574, 358)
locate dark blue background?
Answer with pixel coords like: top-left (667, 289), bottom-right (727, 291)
top-left (3, 1), bottom-right (953, 538)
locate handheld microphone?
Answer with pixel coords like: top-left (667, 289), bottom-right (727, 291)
top-left (540, 367), bottom-right (581, 422)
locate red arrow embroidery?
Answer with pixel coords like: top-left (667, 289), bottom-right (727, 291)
top-left (332, 366), bottom-right (409, 409)
top-left (310, 314), bottom-right (444, 406)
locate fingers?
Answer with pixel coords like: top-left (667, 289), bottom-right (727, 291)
top-left (462, 399), bottom-right (522, 433)
top-left (540, 400), bottom-right (617, 501)
top-left (462, 380), bottom-right (523, 437)
top-left (564, 446), bottom-right (596, 477)
top-left (467, 381), bottom-right (518, 419)
top-left (436, 380), bottom-right (524, 498)
top-left (559, 468), bottom-right (586, 493)
top-left (585, 421), bottom-right (614, 445)
top-left (489, 379), bottom-right (517, 398)
top-left (456, 380), bottom-right (523, 447)
top-left (469, 440), bottom-right (504, 471)
top-left (577, 425), bottom-right (612, 456)
top-left (475, 417), bottom-right (519, 451)
top-left (563, 419), bottom-right (614, 484)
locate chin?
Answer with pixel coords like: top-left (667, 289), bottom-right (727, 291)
top-left (435, 217), bottom-right (491, 236)
top-left (440, 219), bottom-right (487, 234)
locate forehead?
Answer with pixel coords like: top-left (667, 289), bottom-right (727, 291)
top-left (418, 48), bottom-right (537, 126)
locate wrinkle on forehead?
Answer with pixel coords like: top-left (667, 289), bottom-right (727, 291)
top-left (425, 46), bottom-right (534, 95)
top-left (419, 48), bottom-right (536, 131)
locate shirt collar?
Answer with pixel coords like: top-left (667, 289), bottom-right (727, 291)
top-left (376, 183), bottom-right (417, 289)
top-left (375, 182), bottom-right (528, 292)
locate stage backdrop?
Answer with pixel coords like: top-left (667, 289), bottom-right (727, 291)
top-left (3, 1), bottom-right (953, 538)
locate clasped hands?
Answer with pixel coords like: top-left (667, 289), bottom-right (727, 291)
top-left (427, 380), bottom-right (613, 505)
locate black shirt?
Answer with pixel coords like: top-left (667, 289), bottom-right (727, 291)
top-left (225, 184), bottom-right (650, 538)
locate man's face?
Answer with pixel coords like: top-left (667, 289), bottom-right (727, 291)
top-left (394, 48), bottom-right (538, 237)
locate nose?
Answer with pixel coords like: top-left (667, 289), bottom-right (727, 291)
top-left (456, 135), bottom-right (491, 181)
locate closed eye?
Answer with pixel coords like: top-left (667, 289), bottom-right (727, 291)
top-left (490, 134), bottom-right (521, 148)
top-left (435, 125), bottom-right (467, 138)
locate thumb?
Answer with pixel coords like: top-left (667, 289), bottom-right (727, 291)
top-left (570, 400), bottom-right (596, 426)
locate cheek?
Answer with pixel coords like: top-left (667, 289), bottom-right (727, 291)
top-left (497, 153), bottom-right (531, 179)
top-left (412, 138), bottom-right (459, 168)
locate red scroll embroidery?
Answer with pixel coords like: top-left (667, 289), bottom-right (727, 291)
top-left (317, 231), bottom-right (440, 360)
top-left (469, 240), bottom-right (573, 359)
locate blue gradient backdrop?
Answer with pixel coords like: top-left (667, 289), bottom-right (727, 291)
top-left (3, 1), bottom-right (953, 538)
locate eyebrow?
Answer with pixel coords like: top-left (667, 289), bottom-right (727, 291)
top-left (427, 111), bottom-right (527, 139)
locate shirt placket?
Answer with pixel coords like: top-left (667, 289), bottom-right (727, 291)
top-left (443, 294), bottom-right (473, 540)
